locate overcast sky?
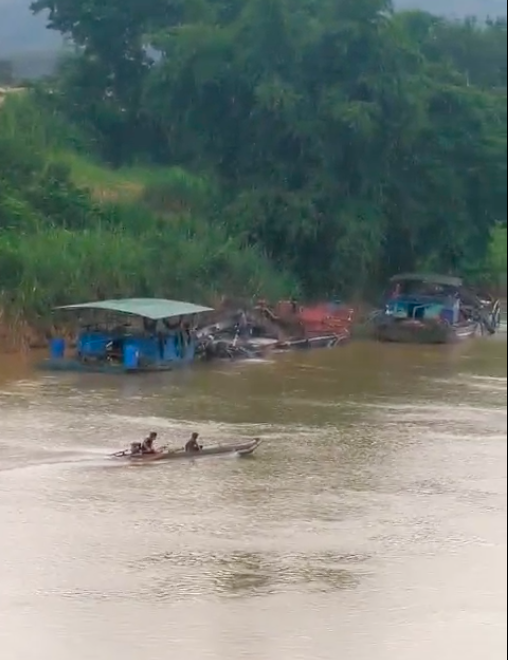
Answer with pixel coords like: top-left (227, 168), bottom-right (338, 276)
top-left (1, 0), bottom-right (506, 56)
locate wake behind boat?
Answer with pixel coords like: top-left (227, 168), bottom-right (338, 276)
top-left (111, 438), bottom-right (262, 463)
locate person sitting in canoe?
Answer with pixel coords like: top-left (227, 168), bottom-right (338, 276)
top-left (185, 432), bottom-right (201, 453)
top-left (141, 432), bottom-right (158, 454)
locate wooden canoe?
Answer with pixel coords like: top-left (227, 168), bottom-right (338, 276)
top-left (111, 438), bottom-right (261, 463)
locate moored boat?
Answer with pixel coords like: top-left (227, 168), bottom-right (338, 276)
top-left (39, 298), bottom-right (213, 373)
top-left (258, 299), bottom-right (355, 339)
top-left (373, 273), bottom-right (500, 344)
top-left (111, 438), bottom-right (262, 463)
top-left (275, 331), bottom-right (349, 350)
top-left (199, 299), bottom-right (355, 361)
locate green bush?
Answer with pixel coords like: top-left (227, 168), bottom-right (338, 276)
top-left (0, 92), bottom-right (297, 321)
top-left (141, 167), bottom-right (219, 214)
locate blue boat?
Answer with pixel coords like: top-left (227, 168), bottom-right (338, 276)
top-left (373, 273), bottom-right (499, 344)
top-left (40, 298), bottom-right (213, 373)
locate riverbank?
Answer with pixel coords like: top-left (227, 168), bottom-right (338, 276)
top-left (0, 314), bottom-right (50, 353)
top-left (2, 297), bottom-right (505, 357)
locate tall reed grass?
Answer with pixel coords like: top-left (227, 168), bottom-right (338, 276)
top-left (0, 226), bottom-right (296, 321)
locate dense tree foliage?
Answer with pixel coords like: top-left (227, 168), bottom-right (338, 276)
top-left (1, 0), bottom-right (505, 317)
top-left (0, 95), bottom-right (295, 317)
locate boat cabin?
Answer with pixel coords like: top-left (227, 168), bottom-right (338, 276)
top-left (384, 273), bottom-right (463, 325)
top-left (387, 272), bottom-right (463, 297)
top-left (386, 295), bottom-right (460, 324)
top-left (44, 298), bottom-right (213, 373)
top-left (374, 272), bottom-right (500, 343)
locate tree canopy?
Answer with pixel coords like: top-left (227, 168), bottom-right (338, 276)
top-left (18, 0), bottom-right (508, 298)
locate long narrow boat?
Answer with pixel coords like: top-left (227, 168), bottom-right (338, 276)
top-left (111, 438), bottom-right (262, 463)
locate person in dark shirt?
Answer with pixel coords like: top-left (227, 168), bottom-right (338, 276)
top-left (142, 432), bottom-right (158, 454)
top-left (185, 432), bottom-right (201, 453)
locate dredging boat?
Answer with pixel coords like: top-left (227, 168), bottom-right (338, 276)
top-left (111, 439), bottom-right (262, 463)
top-left (40, 298), bottom-right (213, 373)
top-left (372, 273), bottom-right (501, 344)
top-left (198, 299), bottom-right (354, 360)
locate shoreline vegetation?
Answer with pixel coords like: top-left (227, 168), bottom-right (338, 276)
top-left (0, 0), bottom-right (506, 352)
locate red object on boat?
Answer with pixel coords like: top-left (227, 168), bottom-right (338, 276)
top-left (274, 301), bottom-right (355, 338)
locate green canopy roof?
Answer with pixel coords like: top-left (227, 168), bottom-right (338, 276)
top-left (390, 273), bottom-right (463, 288)
top-left (56, 298), bottom-right (213, 320)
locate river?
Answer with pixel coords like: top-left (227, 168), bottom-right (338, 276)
top-left (0, 335), bottom-right (506, 660)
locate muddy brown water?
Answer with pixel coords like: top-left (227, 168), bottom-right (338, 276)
top-left (0, 334), bottom-right (506, 660)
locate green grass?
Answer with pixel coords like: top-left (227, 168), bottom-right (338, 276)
top-left (0, 92), bottom-right (297, 322)
top-left (57, 151), bottom-right (218, 212)
top-left (0, 92), bottom-right (218, 208)
top-left (55, 151), bottom-right (166, 200)
top-left (0, 225), bottom-right (297, 321)
top-left (0, 90), bottom-right (84, 153)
